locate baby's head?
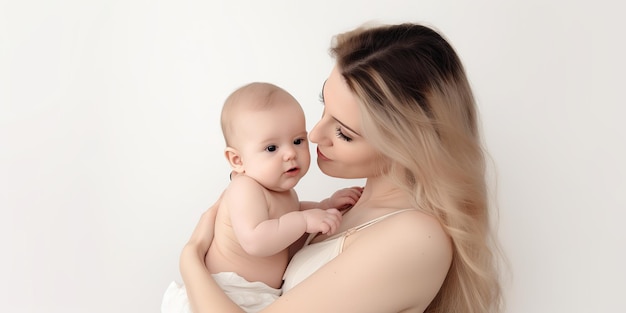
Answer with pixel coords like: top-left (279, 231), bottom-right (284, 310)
top-left (220, 82), bottom-right (310, 191)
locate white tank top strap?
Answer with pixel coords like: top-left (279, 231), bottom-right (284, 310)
top-left (338, 208), bottom-right (418, 253)
top-left (306, 208), bottom-right (418, 245)
top-left (347, 208), bottom-right (418, 236)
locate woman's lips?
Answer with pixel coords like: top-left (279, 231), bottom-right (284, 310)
top-left (317, 147), bottom-right (330, 161)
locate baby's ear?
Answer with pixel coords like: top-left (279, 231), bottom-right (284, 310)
top-left (224, 147), bottom-right (244, 173)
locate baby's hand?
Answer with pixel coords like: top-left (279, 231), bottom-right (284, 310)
top-left (326, 186), bottom-right (363, 211)
top-left (302, 208), bottom-right (342, 235)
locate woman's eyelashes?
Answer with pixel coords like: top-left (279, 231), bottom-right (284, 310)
top-left (335, 127), bottom-right (353, 142)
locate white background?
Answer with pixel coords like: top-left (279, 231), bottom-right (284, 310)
top-left (1, 0), bottom-right (623, 312)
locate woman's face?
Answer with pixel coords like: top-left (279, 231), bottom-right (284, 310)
top-left (309, 66), bottom-right (383, 179)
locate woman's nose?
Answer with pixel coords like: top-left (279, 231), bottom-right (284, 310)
top-left (308, 120), bottom-right (324, 144)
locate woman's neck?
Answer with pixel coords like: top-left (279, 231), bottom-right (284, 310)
top-left (353, 175), bottom-right (413, 211)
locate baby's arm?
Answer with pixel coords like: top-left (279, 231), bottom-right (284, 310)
top-left (228, 176), bottom-right (342, 257)
top-left (300, 186), bottom-right (363, 211)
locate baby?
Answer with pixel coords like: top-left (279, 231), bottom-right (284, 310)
top-left (162, 82), bottom-right (361, 313)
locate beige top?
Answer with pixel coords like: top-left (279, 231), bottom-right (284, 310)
top-left (282, 209), bottom-right (418, 292)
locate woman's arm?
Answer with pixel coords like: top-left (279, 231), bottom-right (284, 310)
top-left (179, 196), bottom-right (245, 313)
top-left (182, 197), bottom-right (449, 313)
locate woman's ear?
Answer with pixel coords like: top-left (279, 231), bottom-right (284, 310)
top-left (224, 147), bottom-right (244, 173)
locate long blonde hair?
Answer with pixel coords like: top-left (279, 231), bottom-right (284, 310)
top-left (331, 23), bottom-right (503, 313)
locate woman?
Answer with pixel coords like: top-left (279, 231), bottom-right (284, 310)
top-left (180, 22), bottom-right (503, 313)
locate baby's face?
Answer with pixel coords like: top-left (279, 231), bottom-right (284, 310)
top-left (233, 102), bottom-right (310, 192)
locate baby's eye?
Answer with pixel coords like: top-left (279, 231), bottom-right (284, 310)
top-left (265, 145), bottom-right (277, 152)
top-left (293, 138), bottom-right (305, 145)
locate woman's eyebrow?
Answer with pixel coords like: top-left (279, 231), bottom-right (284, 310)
top-left (333, 117), bottom-right (361, 137)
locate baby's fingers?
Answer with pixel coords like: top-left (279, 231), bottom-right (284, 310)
top-left (348, 186), bottom-right (364, 198)
top-left (324, 209), bottom-right (343, 234)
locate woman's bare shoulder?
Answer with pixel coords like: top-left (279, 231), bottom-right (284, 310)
top-left (353, 209), bottom-right (452, 268)
top-left (349, 210), bottom-right (452, 309)
top-left (365, 209), bottom-right (449, 246)
top-left (268, 210), bottom-right (452, 313)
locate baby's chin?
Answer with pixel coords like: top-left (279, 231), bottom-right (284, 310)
top-left (266, 178), bottom-right (303, 192)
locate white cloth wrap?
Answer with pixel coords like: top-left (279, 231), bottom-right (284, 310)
top-left (161, 272), bottom-right (281, 313)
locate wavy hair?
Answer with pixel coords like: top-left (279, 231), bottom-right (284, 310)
top-left (331, 23), bottom-right (503, 313)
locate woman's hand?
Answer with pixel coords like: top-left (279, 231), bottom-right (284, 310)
top-left (180, 193), bottom-right (221, 271)
top-left (185, 195), bottom-right (220, 253)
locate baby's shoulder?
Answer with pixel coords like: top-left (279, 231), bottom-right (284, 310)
top-left (220, 176), bottom-right (271, 211)
top-left (225, 175), bottom-right (266, 194)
